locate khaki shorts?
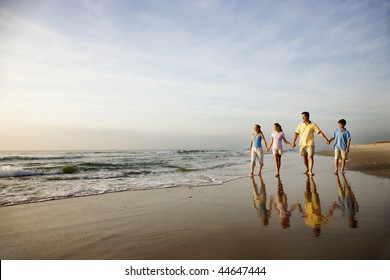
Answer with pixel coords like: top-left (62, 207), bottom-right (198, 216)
top-left (273, 148), bottom-right (283, 155)
top-left (334, 149), bottom-right (348, 160)
top-left (300, 146), bottom-right (315, 157)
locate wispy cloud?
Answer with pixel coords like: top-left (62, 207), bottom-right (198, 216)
top-left (1, 0), bottom-right (389, 149)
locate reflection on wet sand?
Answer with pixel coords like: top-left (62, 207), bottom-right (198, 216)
top-left (299, 175), bottom-right (337, 237)
top-left (250, 176), bottom-right (272, 227)
top-left (272, 176), bottom-right (301, 229)
top-left (249, 173), bottom-right (360, 237)
top-left (332, 173), bottom-right (359, 228)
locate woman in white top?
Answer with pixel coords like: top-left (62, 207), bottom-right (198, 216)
top-left (267, 123), bottom-right (291, 177)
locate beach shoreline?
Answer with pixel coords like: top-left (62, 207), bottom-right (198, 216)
top-left (317, 142), bottom-right (390, 178)
top-left (0, 143), bottom-right (389, 260)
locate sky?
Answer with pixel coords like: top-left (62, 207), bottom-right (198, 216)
top-left (0, 0), bottom-right (389, 150)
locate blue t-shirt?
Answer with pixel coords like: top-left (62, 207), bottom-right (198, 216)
top-left (252, 134), bottom-right (262, 148)
top-left (333, 128), bottom-right (351, 151)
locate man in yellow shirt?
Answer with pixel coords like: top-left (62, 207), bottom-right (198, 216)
top-left (291, 112), bottom-right (329, 175)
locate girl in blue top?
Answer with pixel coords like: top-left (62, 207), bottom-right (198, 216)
top-left (249, 124), bottom-right (267, 176)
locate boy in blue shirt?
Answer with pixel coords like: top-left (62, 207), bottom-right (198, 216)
top-left (328, 119), bottom-right (351, 174)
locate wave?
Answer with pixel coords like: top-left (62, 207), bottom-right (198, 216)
top-left (0, 165), bottom-right (63, 178)
top-left (177, 150), bottom-right (207, 154)
top-left (124, 170), bottom-right (152, 175)
top-left (0, 149), bottom-right (251, 207)
top-left (0, 155), bottom-right (84, 161)
top-left (176, 149), bottom-right (233, 154)
top-left (0, 187), bottom-right (130, 207)
top-left (1, 176), bottom-right (242, 206)
top-left (61, 166), bottom-right (78, 174)
top-left (177, 167), bottom-right (200, 172)
top-left (0, 164), bottom-right (156, 179)
top-left (0, 159), bottom-right (246, 179)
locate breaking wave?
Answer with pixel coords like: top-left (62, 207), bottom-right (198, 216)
top-left (0, 165), bottom-right (63, 178)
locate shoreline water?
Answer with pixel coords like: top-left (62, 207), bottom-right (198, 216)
top-left (0, 143), bottom-right (389, 260)
top-left (0, 149), bottom-right (251, 207)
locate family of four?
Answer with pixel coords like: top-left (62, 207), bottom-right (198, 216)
top-left (249, 111), bottom-right (351, 177)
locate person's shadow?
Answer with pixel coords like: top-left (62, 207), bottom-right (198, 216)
top-left (250, 175), bottom-right (272, 227)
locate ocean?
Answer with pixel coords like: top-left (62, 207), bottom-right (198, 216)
top-left (0, 149), bottom-right (296, 206)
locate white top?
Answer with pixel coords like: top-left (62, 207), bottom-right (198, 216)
top-left (271, 131), bottom-right (285, 149)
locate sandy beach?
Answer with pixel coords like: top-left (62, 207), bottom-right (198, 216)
top-left (317, 142), bottom-right (390, 178)
top-left (0, 143), bottom-right (389, 260)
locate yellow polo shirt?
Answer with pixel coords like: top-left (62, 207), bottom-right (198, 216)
top-left (295, 121), bottom-right (321, 146)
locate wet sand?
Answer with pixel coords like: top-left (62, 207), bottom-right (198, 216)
top-left (0, 144), bottom-right (389, 260)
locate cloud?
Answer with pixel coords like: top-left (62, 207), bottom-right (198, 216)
top-left (0, 0), bottom-right (389, 149)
